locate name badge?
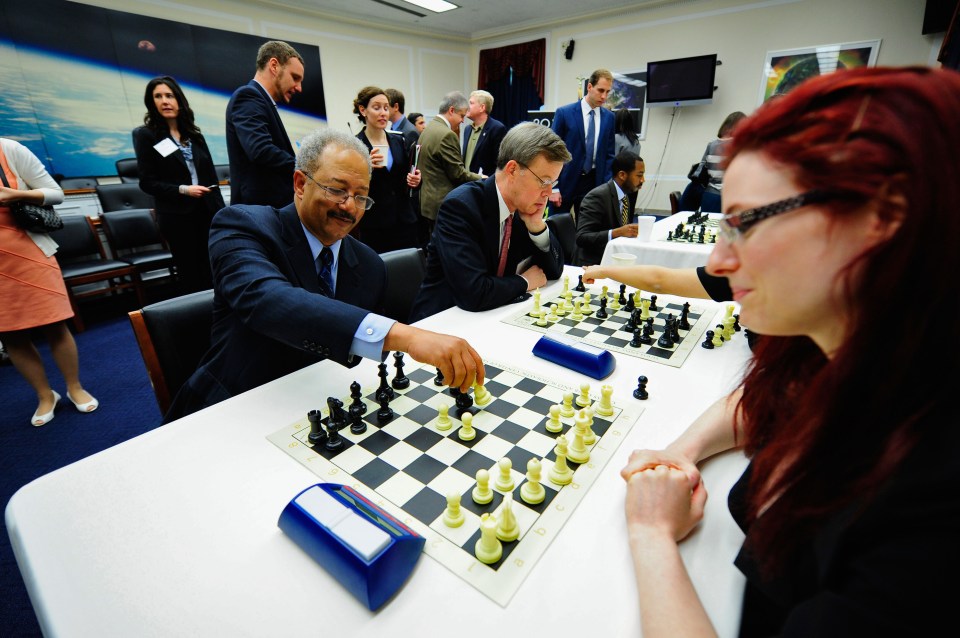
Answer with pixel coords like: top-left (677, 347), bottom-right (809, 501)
top-left (153, 138), bottom-right (178, 157)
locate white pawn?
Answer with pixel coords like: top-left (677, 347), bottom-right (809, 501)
top-left (520, 458), bottom-right (545, 505)
top-left (548, 303), bottom-right (560, 322)
top-left (458, 411), bottom-right (476, 441)
top-left (576, 382), bottom-right (591, 408)
top-left (568, 410), bottom-right (591, 464)
top-left (712, 328), bottom-right (724, 347)
top-left (495, 457), bottom-right (514, 492)
top-left (548, 435), bottom-right (574, 485)
top-left (528, 288), bottom-right (541, 317)
top-left (595, 384), bottom-right (614, 417)
top-left (571, 299), bottom-right (583, 321)
top-left (473, 381), bottom-right (492, 407)
top-left (473, 468), bottom-right (493, 504)
top-left (563, 275), bottom-right (570, 296)
top-left (609, 291), bottom-right (620, 311)
top-left (581, 292), bottom-right (593, 315)
top-left (583, 406), bottom-right (596, 446)
top-left (436, 403), bottom-right (452, 430)
top-left (560, 391), bottom-right (576, 418)
top-left (545, 404), bottom-right (563, 433)
top-left (495, 492), bottom-right (519, 542)
top-left (536, 309), bottom-right (548, 326)
top-left (443, 491), bottom-right (464, 527)
top-left (474, 513), bottom-right (502, 564)
top-left (601, 284), bottom-right (609, 300)
top-left (564, 291), bottom-right (575, 312)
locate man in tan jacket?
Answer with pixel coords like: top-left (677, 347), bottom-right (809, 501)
top-left (416, 91), bottom-right (483, 240)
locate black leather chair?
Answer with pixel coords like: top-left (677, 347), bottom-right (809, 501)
top-left (115, 157), bottom-right (140, 183)
top-left (669, 190), bottom-right (681, 215)
top-left (96, 183), bottom-right (155, 212)
top-left (380, 247), bottom-right (426, 323)
top-left (545, 212), bottom-right (577, 266)
top-left (214, 164), bottom-right (230, 184)
top-left (48, 215), bottom-right (145, 332)
top-left (98, 208), bottom-right (176, 289)
top-left (128, 289), bottom-right (215, 415)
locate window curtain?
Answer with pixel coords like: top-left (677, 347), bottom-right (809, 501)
top-left (478, 39), bottom-right (546, 130)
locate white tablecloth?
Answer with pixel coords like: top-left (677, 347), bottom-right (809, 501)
top-left (600, 211), bottom-right (720, 268)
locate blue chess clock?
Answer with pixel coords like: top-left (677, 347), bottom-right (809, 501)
top-left (532, 333), bottom-right (616, 379)
top-left (278, 483), bottom-right (425, 610)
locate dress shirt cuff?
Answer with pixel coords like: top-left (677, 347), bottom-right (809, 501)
top-left (529, 226), bottom-right (551, 251)
top-left (608, 229), bottom-right (614, 242)
top-left (350, 313), bottom-right (396, 361)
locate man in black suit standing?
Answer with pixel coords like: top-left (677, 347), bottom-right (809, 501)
top-left (410, 123), bottom-right (570, 321)
top-left (462, 90), bottom-right (507, 177)
top-left (226, 40), bottom-right (304, 208)
top-left (574, 150), bottom-right (645, 267)
top-left (385, 88), bottom-right (420, 150)
top-left (165, 129), bottom-right (484, 422)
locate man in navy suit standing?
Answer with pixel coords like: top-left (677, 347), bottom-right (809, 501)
top-left (549, 68), bottom-right (616, 217)
top-left (462, 90), bottom-right (507, 177)
top-left (226, 40), bottom-right (304, 208)
top-left (165, 129), bottom-right (484, 422)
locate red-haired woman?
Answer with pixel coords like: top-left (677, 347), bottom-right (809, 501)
top-left (622, 66), bottom-right (960, 636)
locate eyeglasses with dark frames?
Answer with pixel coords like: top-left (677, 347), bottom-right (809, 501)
top-left (718, 190), bottom-right (833, 243)
top-left (516, 161), bottom-right (560, 191)
top-left (301, 171), bottom-right (375, 210)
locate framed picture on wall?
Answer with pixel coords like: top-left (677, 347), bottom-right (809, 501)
top-left (758, 39), bottom-right (881, 105)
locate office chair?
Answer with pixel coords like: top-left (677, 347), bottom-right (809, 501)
top-left (98, 208), bottom-right (176, 290)
top-left (380, 247), bottom-right (427, 323)
top-left (128, 289), bottom-right (215, 415)
top-left (669, 190), bottom-right (681, 215)
top-left (115, 158), bottom-right (140, 183)
top-left (48, 215), bottom-right (145, 332)
top-left (545, 212), bottom-right (577, 266)
top-left (214, 164), bottom-right (230, 184)
top-left (96, 183), bottom-right (155, 212)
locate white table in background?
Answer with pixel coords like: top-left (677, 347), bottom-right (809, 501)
top-left (7, 266), bottom-right (750, 637)
top-left (601, 211), bottom-right (721, 268)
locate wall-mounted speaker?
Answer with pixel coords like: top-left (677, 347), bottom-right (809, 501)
top-left (564, 40), bottom-right (575, 60)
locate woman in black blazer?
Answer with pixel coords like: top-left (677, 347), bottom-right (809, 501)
top-left (133, 75), bottom-right (225, 293)
top-left (351, 86), bottom-right (421, 253)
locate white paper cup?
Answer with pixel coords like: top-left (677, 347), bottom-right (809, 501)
top-left (371, 144), bottom-right (389, 167)
top-left (636, 215), bottom-right (656, 242)
top-left (612, 253), bottom-right (638, 266)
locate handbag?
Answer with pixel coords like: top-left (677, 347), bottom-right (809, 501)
top-left (687, 161), bottom-right (711, 186)
top-left (0, 167), bottom-right (64, 233)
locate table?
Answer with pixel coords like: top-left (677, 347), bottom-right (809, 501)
top-left (6, 266), bottom-right (750, 637)
top-left (600, 211), bottom-right (720, 268)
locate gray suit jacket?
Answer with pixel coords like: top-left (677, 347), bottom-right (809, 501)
top-left (417, 116), bottom-right (482, 222)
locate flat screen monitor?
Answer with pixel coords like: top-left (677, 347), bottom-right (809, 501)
top-left (645, 54), bottom-right (718, 107)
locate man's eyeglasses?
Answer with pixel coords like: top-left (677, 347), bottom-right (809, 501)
top-left (718, 190), bottom-right (832, 243)
top-left (301, 171), bottom-right (375, 210)
top-left (517, 161), bottom-right (559, 191)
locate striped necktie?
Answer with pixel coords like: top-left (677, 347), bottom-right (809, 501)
top-left (621, 195), bottom-right (630, 225)
top-left (496, 214), bottom-right (514, 277)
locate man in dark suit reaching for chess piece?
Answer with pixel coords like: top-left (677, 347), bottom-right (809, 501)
top-left (409, 123), bottom-right (570, 321)
top-left (165, 129), bottom-right (483, 423)
top-left (226, 40), bottom-right (303, 208)
top-left (462, 90), bottom-right (507, 178)
top-left (574, 150), bottom-right (645, 266)
top-left (549, 68), bottom-right (616, 217)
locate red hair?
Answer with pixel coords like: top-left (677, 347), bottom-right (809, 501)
top-left (726, 66), bottom-right (960, 573)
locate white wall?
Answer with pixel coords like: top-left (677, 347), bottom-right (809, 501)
top-left (78, 0), bottom-right (944, 211)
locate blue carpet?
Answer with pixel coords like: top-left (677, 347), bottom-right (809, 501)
top-left (1, 303), bottom-right (164, 636)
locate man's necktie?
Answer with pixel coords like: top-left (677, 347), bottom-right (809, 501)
top-left (317, 246), bottom-right (335, 297)
top-left (497, 214), bottom-right (514, 277)
top-left (583, 109), bottom-right (596, 173)
top-left (621, 195), bottom-right (631, 226)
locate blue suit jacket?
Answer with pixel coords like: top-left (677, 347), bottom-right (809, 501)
top-left (225, 81), bottom-right (296, 208)
top-left (551, 101), bottom-right (615, 209)
top-left (410, 177), bottom-right (564, 321)
top-left (462, 116), bottom-right (507, 177)
top-left (164, 203), bottom-right (386, 422)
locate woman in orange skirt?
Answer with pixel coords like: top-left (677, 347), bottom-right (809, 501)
top-left (0, 138), bottom-right (98, 426)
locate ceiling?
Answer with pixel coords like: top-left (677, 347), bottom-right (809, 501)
top-left (264, 0), bottom-right (684, 41)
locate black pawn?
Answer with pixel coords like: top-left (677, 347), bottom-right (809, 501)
top-left (307, 409), bottom-right (326, 444)
top-left (575, 274), bottom-right (586, 292)
top-left (378, 362), bottom-right (395, 400)
top-left (702, 330), bottom-right (715, 349)
top-left (624, 291), bottom-right (635, 313)
top-left (639, 323), bottom-right (653, 345)
top-left (324, 419), bottom-right (344, 451)
top-left (733, 314), bottom-right (742, 332)
top-left (649, 294), bottom-right (658, 312)
top-left (391, 351), bottom-right (410, 390)
top-left (455, 390), bottom-right (474, 411)
top-left (633, 375), bottom-right (649, 400)
top-left (376, 390), bottom-right (394, 423)
top-left (349, 403), bottom-right (367, 435)
top-left (434, 367), bottom-right (444, 386)
top-left (349, 381), bottom-right (367, 415)
top-left (629, 326), bottom-right (642, 348)
top-left (595, 296), bottom-right (608, 319)
top-left (618, 284), bottom-right (627, 305)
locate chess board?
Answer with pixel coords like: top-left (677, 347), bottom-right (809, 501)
top-left (662, 217), bottom-right (719, 244)
top-left (501, 281), bottom-right (719, 368)
top-left (267, 358), bottom-right (642, 607)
